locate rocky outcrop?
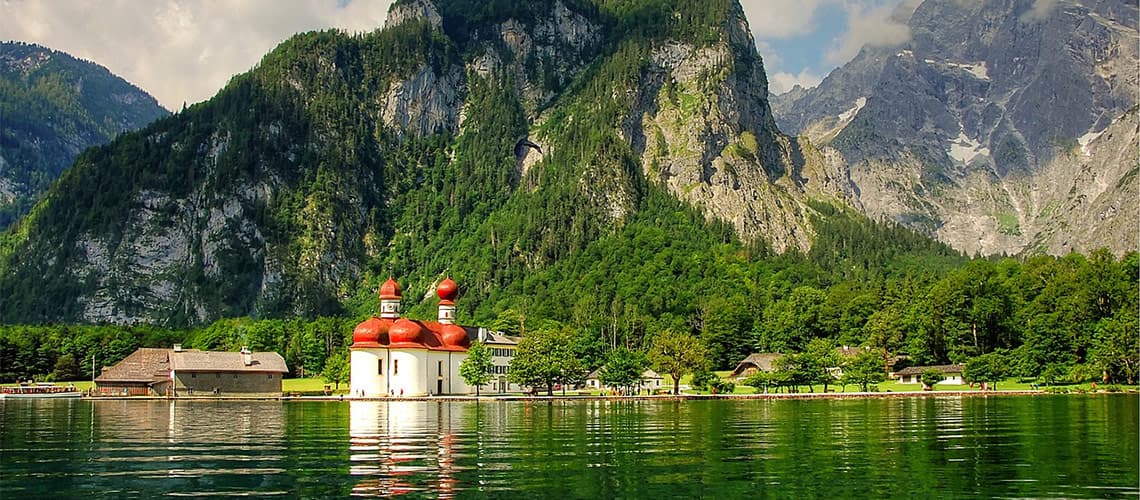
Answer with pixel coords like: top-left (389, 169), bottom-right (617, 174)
top-left (469, 0), bottom-right (602, 115)
top-left (379, 64), bottom-right (464, 137)
top-left (384, 0), bottom-right (442, 30)
top-left (623, 4), bottom-right (853, 253)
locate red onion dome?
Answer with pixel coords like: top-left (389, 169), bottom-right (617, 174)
top-left (353, 317), bottom-right (388, 344)
top-left (437, 277), bottom-right (458, 304)
top-left (441, 324), bottom-right (469, 347)
top-left (389, 318), bottom-right (423, 343)
top-left (379, 277), bottom-right (402, 300)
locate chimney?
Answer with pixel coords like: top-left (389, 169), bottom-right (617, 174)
top-left (173, 344), bottom-right (183, 352)
top-left (241, 346), bottom-right (252, 366)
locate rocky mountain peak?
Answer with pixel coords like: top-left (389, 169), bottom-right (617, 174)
top-left (771, 0), bottom-right (1138, 257)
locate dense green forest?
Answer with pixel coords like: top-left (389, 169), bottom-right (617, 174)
top-left (3, 228), bottom-right (1135, 386)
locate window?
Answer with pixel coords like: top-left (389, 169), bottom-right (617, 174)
top-left (216, 373), bottom-right (221, 378)
top-left (233, 374), bottom-right (238, 379)
top-left (378, 359), bottom-right (383, 375)
top-left (268, 374), bottom-right (272, 379)
top-left (394, 360), bottom-right (398, 375)
top-left (438, 361), bottom-right (443, 376)
top-left (192, 373), bottom-right (196, 378)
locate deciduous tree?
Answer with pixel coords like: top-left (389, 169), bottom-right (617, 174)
top-left (459, 341), bottom-right (493, 395)
top-left (599, 347), bottom-right (646, 393)
top-left (508, 324), bottom-right (584, 396)
top-left (321, 350), bottom-right (349, 390)
top-left (964, 351), bottom-right (1009, 390)
top-left (841, 350), bottom-right (886, 392)
top-left (649, 330), bottom-right (707, 395)
top-left (920, 368), bottom-right (943, 390)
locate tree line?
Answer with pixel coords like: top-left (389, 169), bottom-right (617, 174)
top-left (1, 245), bottom-right (1134, 388)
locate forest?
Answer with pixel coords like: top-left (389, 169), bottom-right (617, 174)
top-left (3, 227), bottom-right (1135, 387)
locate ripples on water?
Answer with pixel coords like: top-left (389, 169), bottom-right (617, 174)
top-left (1, 396), bottom-right (1136, 498)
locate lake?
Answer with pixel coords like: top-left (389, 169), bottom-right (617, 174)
top-left (1, 395), bottom-right (1136, 498)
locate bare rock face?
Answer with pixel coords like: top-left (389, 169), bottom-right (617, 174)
top-left (384, 0), bottom-right (442, 30)
top-left (772, 0), bottom-right (1139, 256)
top-left (469, 0), bottom-right (602, 115)
top-left (379, 64), bottom-right (464, 137)
top-left (1029, 107), bottom-right (1138, 255)
top-left (622, 4), bottom-right (853, 253)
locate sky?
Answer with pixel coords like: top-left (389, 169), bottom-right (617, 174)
top-left (0, 0), bottom-right (914, 110)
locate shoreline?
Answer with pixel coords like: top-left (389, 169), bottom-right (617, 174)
top-left (70, 389), bottom-right (1138, 402)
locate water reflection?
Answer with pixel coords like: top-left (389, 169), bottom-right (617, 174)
top-left (349, 400), bottom-right (465, 497)
top-left (3, 397), bottom-right (1136, 498)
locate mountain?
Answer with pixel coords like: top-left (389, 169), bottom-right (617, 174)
top-left (0, 42), bottom-right (168, 230)
top-left (771, 0), bottom-right (1139, 256)
top-left (0, 0), bottom-right (876, 326)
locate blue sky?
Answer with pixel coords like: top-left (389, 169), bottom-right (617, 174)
top-left (1, 0), bottom-right (914, 107)
top-left (742, 0), bottom-right (915, 94)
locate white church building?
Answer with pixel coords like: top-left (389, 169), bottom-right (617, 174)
top-left (349, 277), bottom-right (523, 397)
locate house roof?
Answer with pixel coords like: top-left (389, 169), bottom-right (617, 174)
top-left (482, 331), bottom-right (519, 346)
top-left (894, 364), bottom-right (964, 376)
top-left (730, 353), bottom-right (784, 376)
top-left (170, 350), bottom-right (288, 373)
top-left (586, 368), bottom-right (662, 381)
top-left (95, 347), bottom-right (171, 384)
top-left (836, 346), bottom-right (867, 358)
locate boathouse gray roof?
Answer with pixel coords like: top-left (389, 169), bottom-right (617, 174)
top-left (94, 347), bottom-right (171, 384)
top-left (170, 351), bottom-right (288, 373)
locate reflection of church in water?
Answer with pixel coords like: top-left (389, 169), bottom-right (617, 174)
top-left (349, 401), bottom-right (466, 497)
top-left (350, 278), bottom-right (523, 397)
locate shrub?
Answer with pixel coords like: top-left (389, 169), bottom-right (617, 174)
top-left (920, 369), bottom-right (944, 390)
top-left (708, 378), bottom-right (734, 394)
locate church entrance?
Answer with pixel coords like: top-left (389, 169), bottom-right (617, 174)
top-left (437, 379), bottom-right (443, 395)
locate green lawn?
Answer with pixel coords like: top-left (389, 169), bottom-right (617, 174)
top-left (2, 381), bottom-right (95, 391)
top-left (678, 375), bottom-right (1128, 395)
top-left (283, 378), bottom-right (348, 394)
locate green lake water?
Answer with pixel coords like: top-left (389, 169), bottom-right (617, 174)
top-left (1, 395), bottom-right (1136, 498)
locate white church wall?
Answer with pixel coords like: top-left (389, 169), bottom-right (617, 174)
top-left (350, 349), bottom-right (386, 397)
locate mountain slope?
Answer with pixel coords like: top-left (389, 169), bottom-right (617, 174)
top-left (0, 0), bottom-right (856, 326)
top-left (0, 42), bottom-right (168, 229)
top-left (773, 0), bottom-right (1138, 256)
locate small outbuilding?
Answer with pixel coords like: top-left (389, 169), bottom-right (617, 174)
top-left (895, 364), bottom-right (965, 385)
top-left (586, 369), bottom-right (664, 393)
top-left (730, 353), bottom-right (784, 380)
top-left (94, 347), bottom-right (172, 396)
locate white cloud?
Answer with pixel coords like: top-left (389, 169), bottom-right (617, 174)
top-left (754, 40), bottom-right (783, 71)
top-left (825, 2), bottom-right (911, 65)
top-left (769, 69), bottom-right (825, 95)
top-left (3, 0), bottom-right (917, 110)
top-left (743, 1), bottom-right (911, 92)
top-left (0, 0), bottom-right (395, 110)
top-left (739, 0), bottom-right (829, 39)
